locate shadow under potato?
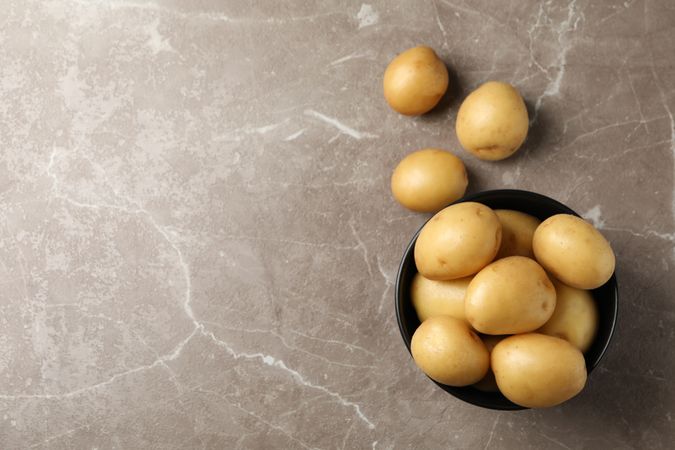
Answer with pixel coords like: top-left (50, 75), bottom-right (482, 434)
top-left (418, 62), bottom-right (462, 121)
top-left (502, 98), bottom-right (548, 163)
top-left (527, 260), bottom-right (672, 448)
top-left (463, 163), bottom-right (491, 194)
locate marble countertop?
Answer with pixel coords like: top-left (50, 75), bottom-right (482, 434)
top-left (1, 0), bottom-right (673, 448)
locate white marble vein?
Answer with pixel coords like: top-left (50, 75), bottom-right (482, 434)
top-left (376, 256), bottom-right (395, 314)
top-left (539, 432), bottom-right (573, 450)
top-left (483, 415), bottom-right (500, 450)
top-left (289, 330), bottom-right (376, 358)
top-left (40, 150), bottom-right (378, 430)
top-left (201, 322), bottom-right (375, 370)
top-left (648, 63), bottom-right (675, 222)
top-left (349, 220), bottom-right (374, 279)
top-left (199, 387), bottom-right (317, 450)
top-left (597, 0), bottom-right (637, 25)
top-left (143, 18), bottom-right (175, 55)
top-left (432, 0), bottom-right (450, 50)
top-left (202, 330), bottom-right (376, 430)
top-left (330, 51), bottom-right (374, 66)
top-left (0, 329), bottom-right (195, 400)
top-left (283, 128), bottom-right (306, 141)
top-left (29, 423), bottom-right (91, 449)
top-left (1, 0), bottom-right (674, 447)
top-left (304, 109), bottom-right (378, 140)
top-left (582, 205), bottom-right (606, 229)
top-left (356, 4), bottom-right (379, 29)
top-left (532, 0), bottom-right (581, 123)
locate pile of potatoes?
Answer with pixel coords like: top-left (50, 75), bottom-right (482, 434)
top-left (383, 46), bottom-right (616, 408)
top-left (410, 203), bottom-right (614, 408)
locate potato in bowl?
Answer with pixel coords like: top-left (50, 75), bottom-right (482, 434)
top-left (396, 189), bottom-right (618, 410)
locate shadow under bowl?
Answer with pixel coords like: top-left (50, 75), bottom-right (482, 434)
top-left (395, 189), bottom-right (619, 410)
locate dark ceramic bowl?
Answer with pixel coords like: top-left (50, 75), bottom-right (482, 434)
top-left (395, 189), bottom-right (619, 410)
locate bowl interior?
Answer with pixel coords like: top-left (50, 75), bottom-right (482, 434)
top-left (395, 189), bottom-right (618, 410)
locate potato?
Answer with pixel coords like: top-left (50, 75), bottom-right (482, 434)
top-left (383, 46), bottom-right (449, 115)
top-left (411, 316), bottom-right (489, 386)
top-left (414, 202), bottom-right (502, 280)
top-left (391, 149), bottom-right (468, 213)
top-left (465, 256), bottom-right (556, 334)
top-left (533, 214), bottom-right (615, 289)
top-left (411, 273), bottom-right (471, 323)
top-left (537, 280), bottom-right (598, 352)
top-left (494, 209), bottom-right (541, 259)
top-left (473, 335), bottom-right (507, 392)
top-left (455, 81), bottom-right (529, 161)
top-left (492, 333), bottom-right (587, 408)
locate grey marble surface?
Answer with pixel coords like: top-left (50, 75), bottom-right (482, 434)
top-left (0, 0), bottom-right (674, 448)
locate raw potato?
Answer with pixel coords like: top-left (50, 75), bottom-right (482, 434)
top-left (411, 273), bottom-right (472, 323)
top-left (473, 335), bottom-right (507, 392)
top-left (533, 214), bottom-right (616, 289)
top-left (492, 333), bottom-right (587, 408)
top-left (414, 202), bottom-right (502, 280)
top-left (495, 209), bottom-right (541, 259)
top-left (455, 81), bottom-right (529, 161)
top-left (411, 316), bottom-right (489, 386)
top-left (391, 149), bottom-right (468, 213)
top-left (465, 256), bottom-right (556, 334)
top-left (383, 46), bottom-right (449, 115)
top-left (538, 280), bottom-right (598, 352)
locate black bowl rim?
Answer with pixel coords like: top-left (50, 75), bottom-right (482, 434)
top-left (394, 189), bottom-right (619, 410)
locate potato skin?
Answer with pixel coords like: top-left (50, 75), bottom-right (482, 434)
top-left (414, 202), bottom-right (502, 280)
top-left (411, 316), bottom-right (489, 386)
top-left (383, 46), bottom-right (449, 116)
top-left (473, 334), bottom-right (507, 392)
top-left (465, 256), bottom-right (556, 334)
top-left (537, 279), bottom-right (598, 352)
top-left (494, 209), bottom-right (541, 259)
top-left (533, 214), bottom-right (615, 289)
top-left (455, 81), bottom-right (529, 161)
top-left (391, 149), bottom-right (468, 213)
top-left (411, 273), bottom-right (472, 324)
top-left (492, 333), bottom-right (587, 408)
